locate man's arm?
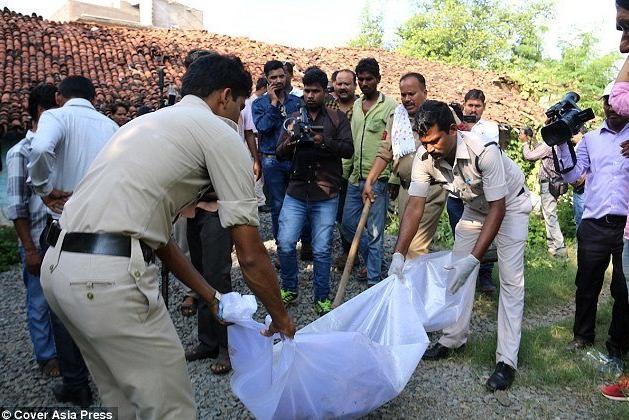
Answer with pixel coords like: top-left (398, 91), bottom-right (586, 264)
top-left (6, 147), bottom-right (42, 275)
top-left (28, 111), bottom-right (65, 196)
top-left (230, 225), bottom-right (294, 337)
top-left (362, 157), bottom-right (389, 202)
top-left (244, 130), bottom-right (262, 181)
top-left (156, 239), bottom-right (218, 307)
top-left (556, 135), bottom-right (590, 184)
top-left (252, 99), bottom-right (282, 136)
top-left (275, 127), bottom-right (295, 161)
top-left (322, 113), bottom-right (354, 158)
top-left (522, 141), bottom-right (552, 161)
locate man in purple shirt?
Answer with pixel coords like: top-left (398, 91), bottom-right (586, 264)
top-left (555, 88), bottom-right (629, 370)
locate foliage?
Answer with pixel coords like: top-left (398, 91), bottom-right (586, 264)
top-left (349, 1), bottom-right (384, 49)
top-left (0, 227), bottom-right (19, 272)
top-left (397, 0), bottom-right (553, 70)
top-left (396, 0), bottom-right (620, 121)
top-left (510, 33), bottom-right (619, 119)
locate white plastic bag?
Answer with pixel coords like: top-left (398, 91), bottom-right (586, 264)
top-left (404, 251), bottom-right (470, 332)
top-left (225, 275), bottom-right (429, 420)
top-left (224, 251), bottom-right (471, 419)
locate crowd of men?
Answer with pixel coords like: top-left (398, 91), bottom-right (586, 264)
top-left (3, 5), bottom-right (629, 415)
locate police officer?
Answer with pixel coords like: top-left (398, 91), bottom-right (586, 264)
top-left (388, 100), bottom-right (531, 391)
top-left (363, 72), bottom-right (448, 259)
top-left (39, 54), bottom-right (296, 420)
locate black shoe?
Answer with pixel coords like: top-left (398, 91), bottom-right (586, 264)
top-left (300, 243), bottom-right (313, 261)
top-left (185, 344), bottom-right (218, 362)
top-left (423, 342), bottom-right (454, 360)
top-left (53, 384), bottom-right (93, 408)
top-left (565, 337), bottom-right (593, 352)
top-left (486, 362), bottom-right (516, 391)
top-left (478, 276), bottom-right (496, 296)
top-left (258, 204), bottom-right (271, 213)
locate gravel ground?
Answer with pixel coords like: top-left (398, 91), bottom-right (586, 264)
top-left (0, 212), bottom-right (614, 418)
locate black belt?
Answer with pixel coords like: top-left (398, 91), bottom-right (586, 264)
top-left (593, 215), bottom-right (627, 225)
top-left (46, 221), bottom-right (155, 263)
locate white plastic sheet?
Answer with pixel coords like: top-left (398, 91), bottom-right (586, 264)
top-left (224, 251), bottom-right (471, 419)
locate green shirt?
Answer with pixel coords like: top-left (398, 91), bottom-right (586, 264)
top-left (343, 92), bottom-right (398, 185)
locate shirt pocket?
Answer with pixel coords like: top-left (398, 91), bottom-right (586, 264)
top-left (366, 118), bottom-right (386, 133)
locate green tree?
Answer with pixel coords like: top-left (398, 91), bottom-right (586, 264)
top-left (349, 1), bottom-right (384, 49)
top-left (397, 0), bottom-right (553, 69)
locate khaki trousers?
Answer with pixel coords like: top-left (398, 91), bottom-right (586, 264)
top-left (398, 184), bottom-right (448, 259)
top-left (438, 192), bottom-right (532, 369)
top-left (539, 181), bottom-right (566, 255)
top-left (40, 230), bottom-right (197, 420)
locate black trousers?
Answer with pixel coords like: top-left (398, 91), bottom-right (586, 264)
top-left (187, 209), bottom-right (233, 351)
top-left (40, 222), bottom-right (90, 389)
top-left (573, 216), bottom-right (629, 356)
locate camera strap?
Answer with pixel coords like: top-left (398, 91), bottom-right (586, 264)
top-left (551, 142), bottom-right (577, 174)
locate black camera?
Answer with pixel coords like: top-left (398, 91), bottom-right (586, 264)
top-left (541, 92), bottom-right (594, 146)
top-left (449, 102), bottom-right (480, 124)
top-left (286, 105), bottom-right (324, 145)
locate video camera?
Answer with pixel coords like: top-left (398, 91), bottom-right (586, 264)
top-left (541, 92), bottom-right (594, 146)
top-left (284, 105), bottom-right (324, 145)
top-left (449, 102), bottom-right (480, 124)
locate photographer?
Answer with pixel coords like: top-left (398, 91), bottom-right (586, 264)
top-left (554, 84), bottom-right (629, 372)
top-left (253, 60), bottom-right (311, 259)
top-left (275, 67), bottom-right (353, 315)
top-left (519, 128), bottom-right (567, 258)
top-left (393, 100), bottom-right (531, 391)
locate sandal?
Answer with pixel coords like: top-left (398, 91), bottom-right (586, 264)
top-left (180, 295), bottom-right (198, 317)
top-left (40, 358), bottom-right (60, 378)
top-left (210, 347), bottom-right (232, 375)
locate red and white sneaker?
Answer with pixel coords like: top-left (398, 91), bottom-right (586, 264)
top-left (601, 376), bottom-right (629, 401)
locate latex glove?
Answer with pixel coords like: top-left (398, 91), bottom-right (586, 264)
top-left (388, 252), bottom-right (405, 279)
top-left (445, 254), bottom-right (480, 294)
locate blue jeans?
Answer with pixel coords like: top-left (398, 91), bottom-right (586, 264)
top-left (261, 155), bottom-right (311, 244)
top-left (19, 246), bottom-right (56, 362)
top-left (573, 190), bottom-right (585, 231)
top-left (278, 194), bottom-right (339, 301)
top-left (446, 196), bottom-right (494, 283)
top-left (342, 180), bottom-right (389, 285)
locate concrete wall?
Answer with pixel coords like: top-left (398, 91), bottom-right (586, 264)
top-left (152, 0), bottom-right (203, 30)
top-left (51, 0), bottom-right (140, 24)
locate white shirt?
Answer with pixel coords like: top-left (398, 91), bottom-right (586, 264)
top-left (241, 94), bottom-right (258, 134)
top-left (28, 98), bottom-right (119, 218)
top-left (290, 87), bottom-right (303, 97)
top-left (471, 119), bottom-right (499, 144)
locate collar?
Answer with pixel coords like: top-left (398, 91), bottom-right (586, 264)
top-left (361, 91), bottom-right (385, 105)
top-left (454, 132), bottom-right (470, 161)
top-left (24, 129), bottom-right (35, 141)
top-left (178, 94), bottom-right (213, 111)
top-left (63, 98), bottom-right (96, 110)
top-left (600, 120), bottom-right (629, 135)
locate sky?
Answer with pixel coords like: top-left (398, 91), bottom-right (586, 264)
top-left (0, 0), bottom-right (622, 58)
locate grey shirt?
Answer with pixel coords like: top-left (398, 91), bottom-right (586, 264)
top-left (522, 141), bottom-right (558, 181)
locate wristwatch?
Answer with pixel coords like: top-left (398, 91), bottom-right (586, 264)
top-left (211, 290), bottom-right (222, 306)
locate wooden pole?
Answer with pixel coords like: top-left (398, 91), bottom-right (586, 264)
top-left (333, 200), bottom-right (371, 308)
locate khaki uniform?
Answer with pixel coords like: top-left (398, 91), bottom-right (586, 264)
top-left (40, 95), bottom-right (258, 420)
top-left (376, 112), bottom-right (447, 259)
top-left (409, 131), bottom-right (532, 369)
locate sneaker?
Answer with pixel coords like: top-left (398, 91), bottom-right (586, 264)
top-left (314, 298), bottom-right (332, 316)
top-left (601, 376), bottom-right (629, 401)
top-left (486, 362), bottom-right (516, 391)
top-left (280, 289), bottom-right (298, 306)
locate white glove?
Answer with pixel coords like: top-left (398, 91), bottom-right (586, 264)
top-left (388, 252), bottom-right (405, 279)
top-left (445, 254), bottom-right (480, 294)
